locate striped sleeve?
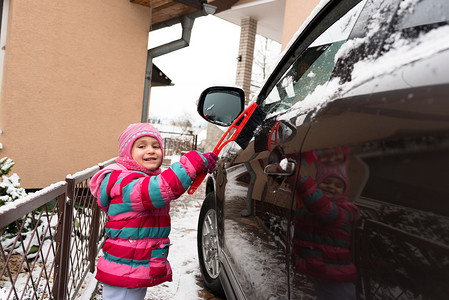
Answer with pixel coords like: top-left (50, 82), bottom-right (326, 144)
top-left (114, 170), bottom-right (184, 213)
top-left (139, 151), bottom-right (207, 210)
top-left (300, 150), bottom-right (319, 166)
top-left (116, 151), bottom-right (208, 212)
top-left (299, 176), bottom-right (348, 224)
top-left (96, 171), bottom-right (121, 211)
top-left (179, 151), bottom-right (207, 179)
top-left (97, 172), bottom-right (111, 210)
top-left (141, 161), bottom-right (194, 210)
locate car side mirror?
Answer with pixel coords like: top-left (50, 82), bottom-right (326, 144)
top-left (197, 86), bottom-right (245, 126)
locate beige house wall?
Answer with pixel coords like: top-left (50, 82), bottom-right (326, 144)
top-left (281, 0), bottom-right (320, 49)
top-left (0, 0), bottom-right (151, 188)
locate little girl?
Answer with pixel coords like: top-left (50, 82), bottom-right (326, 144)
top-left (293, 148), bottom-right (359, 300)
top-left (89, 123), bottom-right (218, 300)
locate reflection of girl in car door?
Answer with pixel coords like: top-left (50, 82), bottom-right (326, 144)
top-left (292, 147), bottom-right (359, 300)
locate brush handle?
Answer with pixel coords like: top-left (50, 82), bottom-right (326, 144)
top-left (187, 103), bottom-right (258, 195)
top-left (188, 172), bottom-right (206, 194)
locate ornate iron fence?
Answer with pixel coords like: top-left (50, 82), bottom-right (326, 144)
top-left (0, 158), bottom-right (115, 300)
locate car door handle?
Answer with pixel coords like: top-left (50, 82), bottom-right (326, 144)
top-left (264, 159), bottom-right (296, 176)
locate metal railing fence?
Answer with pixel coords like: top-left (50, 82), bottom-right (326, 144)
top-left (160, 131), bottom-right (198, 156)
top-left (0, 158), bottom-right (115, 300)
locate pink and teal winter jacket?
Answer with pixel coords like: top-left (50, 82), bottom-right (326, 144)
top-left (89, 151), bottom-right (209, 288)
top-left (293, 176), bottom-right (360, 282)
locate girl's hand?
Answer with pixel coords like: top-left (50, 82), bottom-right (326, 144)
top-left (202, 152), bottom-right (219, 174)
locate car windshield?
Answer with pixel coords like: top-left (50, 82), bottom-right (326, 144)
top-left (261, 1), bottom-right (366, 114)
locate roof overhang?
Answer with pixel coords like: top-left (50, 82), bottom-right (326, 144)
top-left (131, 0), bottom-right (240, 29)
top-left (215, 0), bottom-right (285, 42)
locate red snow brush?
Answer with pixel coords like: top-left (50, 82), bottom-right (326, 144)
top-left (187, 102), bottom-right (258, 194)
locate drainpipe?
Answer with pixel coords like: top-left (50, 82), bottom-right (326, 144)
top-left (141, 4), bottom-right (217, 122)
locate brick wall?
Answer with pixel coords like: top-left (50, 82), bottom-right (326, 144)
top-left (236, 17), bottom-right (257, 105)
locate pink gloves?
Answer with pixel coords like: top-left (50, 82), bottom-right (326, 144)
top-left (202, 152), bottom-right (219, 174)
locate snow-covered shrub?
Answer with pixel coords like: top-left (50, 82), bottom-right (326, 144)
top-left (1, 157), bottom-right (29, 242)
top-left (0, 157), bottom-right (27, 206)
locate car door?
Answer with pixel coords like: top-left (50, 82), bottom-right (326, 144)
top-left (217, 128), bottom-right (293, 299)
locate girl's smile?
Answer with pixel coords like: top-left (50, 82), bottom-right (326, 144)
top-left (131, 136), bottom-right (163, 171)
top-left (318, 176), bottom-right (345, 199)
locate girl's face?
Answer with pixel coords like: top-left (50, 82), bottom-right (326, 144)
top-left (131, 136), bottom-right (162, 171)
top-left (318, 176), bottom-right (345, 199)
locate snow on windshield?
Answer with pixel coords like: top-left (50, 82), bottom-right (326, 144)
top-left (275, 4), bottom-right (449, 122)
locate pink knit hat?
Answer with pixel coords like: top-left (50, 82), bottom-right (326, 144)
top-left (315, 159), bottom-right (349, 195)
top-left (116, 123), bottom-right (164, 175)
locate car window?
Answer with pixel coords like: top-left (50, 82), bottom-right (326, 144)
top-left (360, 140), bottom-right (449, 216)
top-left (260, 0), bottom-right (366, 115)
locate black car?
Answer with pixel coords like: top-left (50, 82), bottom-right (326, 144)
top-left (195, 0), bottom-right (449, 299)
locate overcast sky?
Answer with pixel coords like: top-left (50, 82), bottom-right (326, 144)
top-left (148, 15), bottom-right (242, 124)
